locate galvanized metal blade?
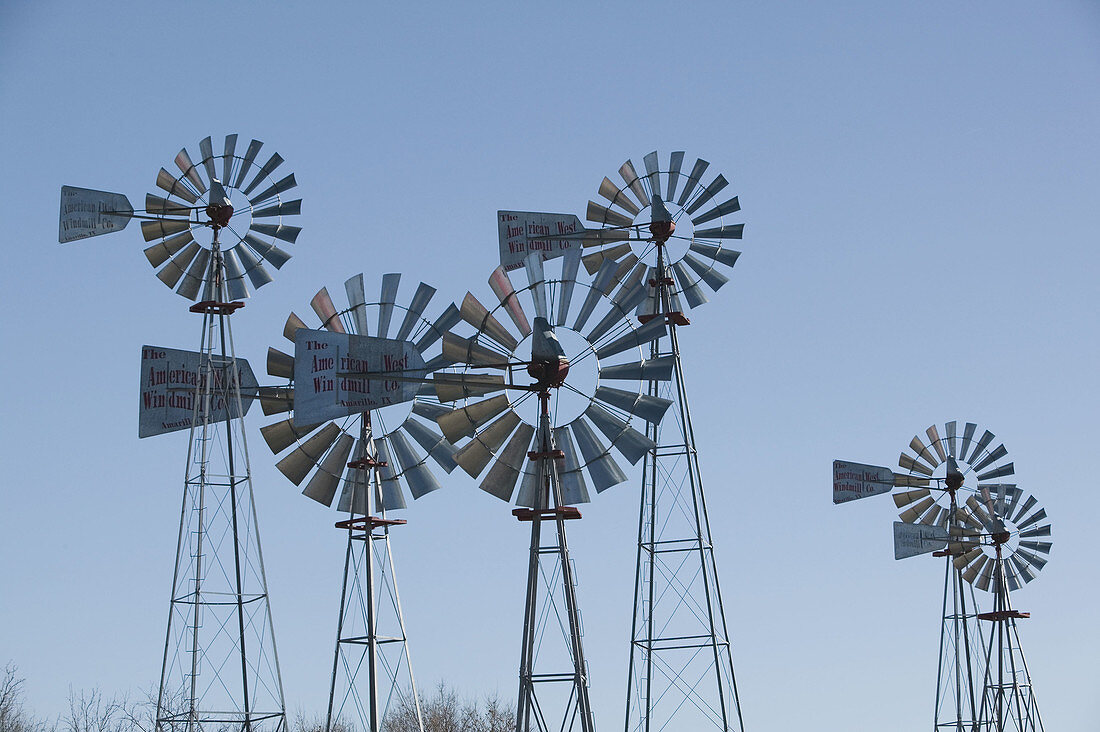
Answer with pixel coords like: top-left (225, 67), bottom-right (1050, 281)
top-left (1011, 495), bottom-right (1037, 524)
top-left (515, 434), bottom-right (541, 508)
top-left (336, 441), bottom-right (369, 515)
top-left (481, 423), bottom-right (536, 502)
top-left (141, 217), bottom-right (191, 242)
top-left (310, 287), bottom-right (345, 332)
top-left (276, 422), bottom-right (342, 485)
top-left (144, 231), bottom-right (194, 268)
top-left (198, 136), bottom-right (217, 183)
top-left (230, 244), bottom-right (274, 290)
top-left (1016, 507), bottom-right (1047, 531)
top-left (586, 263), bottom-right (648, 344)
top-left (284, 312), bottom-right (308, 343)
top-left (260, 416), bottom-right (321, 455)
top-left (434, 373), bottom-right (508, 402)
top-left (222, 247), bottom-right (250, 301)
top-left (670, 261), bottom-right (709, 309)
top-left (693, 224), bottom-right (744, 240)
top-left (389, 430), bottom-right (441, 499)
top-left (691, 195), bottom-right (741, 227)
top-left (968, 430), bottom-right (996, 466)
top-left (1014, 548), bottom-right (1047, 573)
top-left (253, 199), bottom-right (302, 218)
top-left (412, 399), bottom-right (452, 421)
top-left (442, 333), bottom-right (507, 368)
top-left (401, 417), bottom-right (459, 473)
top-left (619, 159), bottom-right (650, 209)
top-left (925, 424), bottom-right (947, 463)
top-left (1019, 540), bottom-right (1052, 555)
top-left (250, 222), bottom-right (302, 244)
top-left (221, 134), bottom-right (237, 183)
top-left (267, 347), bottom-right (293, 379)
top-left (242, 152), bottom-right (285, 196)
top-left (952, 547), bottom-right (984, 571)
top-left (174, 148), bottom-right (207, 194)
top-left (898, 452), bottom-right (934, 477)
top-left (488, 266), bottom-right (532, 338)
top-left (946, 421), bottom-right (958, 457)
top-left (570, 417), bottom-right (627, 492)
top-left (258, 386), bottom-right (293, 416)
top-left (373, 438), bottom-right (408, 511)
top-left (594, 317), bottom-right (667, 360)
top-left (586, 200), bottom-right (635, 228)
top-left (919, 504), bottom-right (943, 526)
top-left (909, 435), bottom-right (941, 471)
top-left (524, 254), bottom-right (549, 322)
top-left (234, 139), bottom-right (263, 188)
top-left (583, 402), bottom-right (654, 465)
top-left (598, 356), bottom-right (674, 382)
top-left (156, 241), bottom-right (200, 289)
top-left (336, 273), bottom-right (367, 336)
top-left (899, 496), bottom-right (937, 523)
top-left (642, 151), bottom-right (662, 200)
top-left (962, 554), bottom-right (989, 584)
top-left (243, 234), bottom-right (292, 268)
top-left (373, 272), bottom-right (400, 339)
top-left (893, 488), bottom-right (931, 509)
top-left (976, 463), bottom-right (1014, 482)
top-left (145, 193), bottom-right (193, 217)
top-left (593, 386), bottom-right (672, 425)
top-left (676, 158), bottom-right (710, 207)
top-left (1019, 524), bottom-right (1051, 538)
top-left (460, 293), bottom-right (518, 352)
top-left (665, 151), bottom-right (686, 203)
top-left (1009, 555), bottom-right (1037, 584)
top-left (554, 425), bottom-right (591, 505)
top-left (556, 247), bottom-right (582, 327)
top-left (688, 241), bottom-right (741, 269)
top-left (893, 472), bottom-right (931, 488)
top-left (249, 173), bottom-right (297, 207)
top-left (156, 168), bottom-right (199, 204)
top-left (960, 423), bottom-right (978, 462)
top-left (683, 252), bottom-right (730, 292)
top-left (177, 248), bottom-right (211, 301)
top-left (974, 560), bottom-right (995, 591)
top-left (573, 260), bottom-right (623, 332)
top-left (598, 176), bottom-right (640, 217)
top-left (454, 411), bottom-right (522, 478)
top-left (437, 394), bottom-right (511, 443)
top-left (415, 303), bottom-right (461, 352)
top-left (971, 444), bottom-right (1008, 474)
top-left (683, 174), bottom-right (728, 216)
top-left (302, 433), bottom-right (355, 507)
top-left (396, 282), bottom-right (438, 342)
top-left (582, 242), bottom-right (632, 276)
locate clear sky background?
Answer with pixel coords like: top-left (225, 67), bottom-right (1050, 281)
top-left (1, 2), bottom-right (1097, 730)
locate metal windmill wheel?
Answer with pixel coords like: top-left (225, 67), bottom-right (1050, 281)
top-left (949, 486), bottom-right (1052, 592)
top-left (584, 149), bottom-right (744, 312)
top-left (262, 272), bottom-right (461, 511)
top-left (434, 251), bottom-right (675, 504)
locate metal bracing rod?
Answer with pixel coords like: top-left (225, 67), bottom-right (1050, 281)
top-left (380, 524), bottom-right (425, 732)
top-left (366, 416), bottom-right (380, 732)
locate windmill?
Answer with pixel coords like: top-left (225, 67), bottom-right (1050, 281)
top-left (581, 150), bottom-right (746, 731)
top-left (262, 273), bottom-right (462, 732)
top-left (431, 251), bottom-right (675, 732)
top-left (60, 133), bottom-right (299, 731)
top-left (834, 421), bottom-right (1048, 732)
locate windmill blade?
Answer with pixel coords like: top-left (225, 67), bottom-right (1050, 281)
top-left (685, 241), bottom-right (739, 269)
top-left (488, 266), bottom-right (532, 338)
top-left (434, 373), bottom-right (508, 402)
top-left (893, 473), bottom-right (930, 488)
top-left (198, 136), bottom-right (217, 182)
top-left (1019, 524), bottom-right (1051, 538)
top-left (946, 421), bottom-right (958, 457)
top-left (396, 282), bottom-right (438, 342)
top-left (959, 422), bottom-right (978, 462)
top-left (343, 273), bottom-right (369, 336)
top-left (693, 224), bottom-right (744, 240)
top-left (554, 426), bottom-right (592, 505)
top-left (898, 452), bottom-right (934, 477)
top-left (676, 158), bottom-right (710, 207)
top-left (582, 242), bottom-right (633, 276)
top-left (284, 312), bottom-right (308, 342)
top-left (1002, 484), bottom-right (1023, 520)
top-left (642, 151), bottom-right (662, 200)
top-left (619, 158), bottom-right (650, 209)
top-left (515, 433), bottom-right (543, 509)
top-left (1011, 495), bottom-right (1037, 524)
top-left (388, 430), bottom-right (442, 499)
top-left (176, 247), bottom-right (211, 301)
top-left (683, 252), bottom-right (730, 292)
top-left (974, 561), bottom-right (995, 591)
top-left (373, 438), bottom-right (408, 511)
top-left (156, 168), bottom-right (199, 204)
top-left (232, 244), bottom-right (274, 290)
top-left (572, 259), bottom-right (623, 333)
top-left (455, 411), bottom-right (522, 478)
top-left (302, 433), bottom-right (355, 507)
top-left (1005, 562), bottom-right (1022, 592)
top-left (276, 422), bottom-right (341, 486)
top-left (480, 423), bottom-right (536, 502)
top-left (953, 547), bottom-right (984, 571)
top-left (893, 488), bottom-right (931, 509)
top-left (144, 231), bottom-right (194, 268)
top-left (174, 147), bottom-right (207, 194)
top-left (524, 254), bottom-right (549, 322)
top-left (598, 355), bottom-right (675, 382)
top-left (267, 347), bottom-right (293, 379)
top-left (250, 173), bottom-right (297, 207)
top-left (1014, 548), bottom-right (1048, 573)
top-left (925, 424), bottom-right (947, 463)
top-left (918, 504), bottom-right (943, 526)
top-left (377, 273), bottom-right (401, 339)
top-left (415, 303), bottom-right (461, 352)
top-left (977, 463), bottom-right (1014, 482)
top-left (965, 496), bottom-right (996, 531)
top-left (665, 151), bottom-right (685, 203)
top-left (242, 152), bottom-right (285, 196)
top-left (412, 399), bottom-right (451, 421)
top-left (593, 386), bottom-right (672, 425)
top-left (899, 495), bottom-right (936, 523)
top-left (260, 417), bottom-right (322, 455)
top-left (594, 317), bottom-right (667, 360)
top-left (968, 430), bottom-right (996, 465)
top-left (442, 333), bottom-right (508, 369)
top-left (586, 200), bottom-right (635, 228)
top-left (310, 287), bottom-right (345, 332)
top-left (221, 134), bottom-right (237, 183)
top-left (583, 402), bottom-right (655, 465)
top-left (258, 386), bottom-right (293, 416)
top-left (460, 293), bottom-right (519, 351)
top-left (141, 218), bottom-right (191, 242)
top-left (585, 264), bottom-right (647, 344)
top-left (909, 435), bottom-right (941, 471)
top-left (222, 248), bottom-right (250, 301)
top-left (570, 418), bottom-right (627, 492)
top-left (401, 417), bottom-right (459, 473)
top-left (145, 193), bottom-right (194, 217)
top-left (250, 222), bottom-right (302, 244)
top-left (671, 261), bottom-right (709, 309)
top-left (961, 554), bottom-right (989, 584)
top-left (437, 394), bottom-right (511, 443)
top-left (556, 247), bottom-right (582, 327)
top-left (598, 176), bottom-right (640, 216)
top-left (233, 139), bottom-right (264, 188)
top-left (253, 199), bottom-right (302, 218)
top-left (1009, 555), bottom-right (1038, 584)
top-left (683, 175), bottom-right (728, 216)
top-left (1015, 507), bottom-right (1047, 531)
top-left (243, 235), bottom-right (292, 269)
top-left (691, 196), bottom-right (741, 227)
top-left (336, 443), bottom-right (369, 515)
top-left (1019, 540), bottom-right (1052, 555)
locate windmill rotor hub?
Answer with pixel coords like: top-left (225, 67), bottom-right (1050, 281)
top-left (206, 200), bottom-right (234, 228)
top-left (649, 219), bottom-right (675, 243)
top-left (528, 357), bottom-right (570, 388)
top-left (944, 470), bottom-right (964, 491)
top-left (992, 529), bottom-right (1011, 545)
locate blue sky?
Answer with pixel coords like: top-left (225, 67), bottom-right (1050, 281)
top-left (1, 2), bottom-right (1097, 730)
